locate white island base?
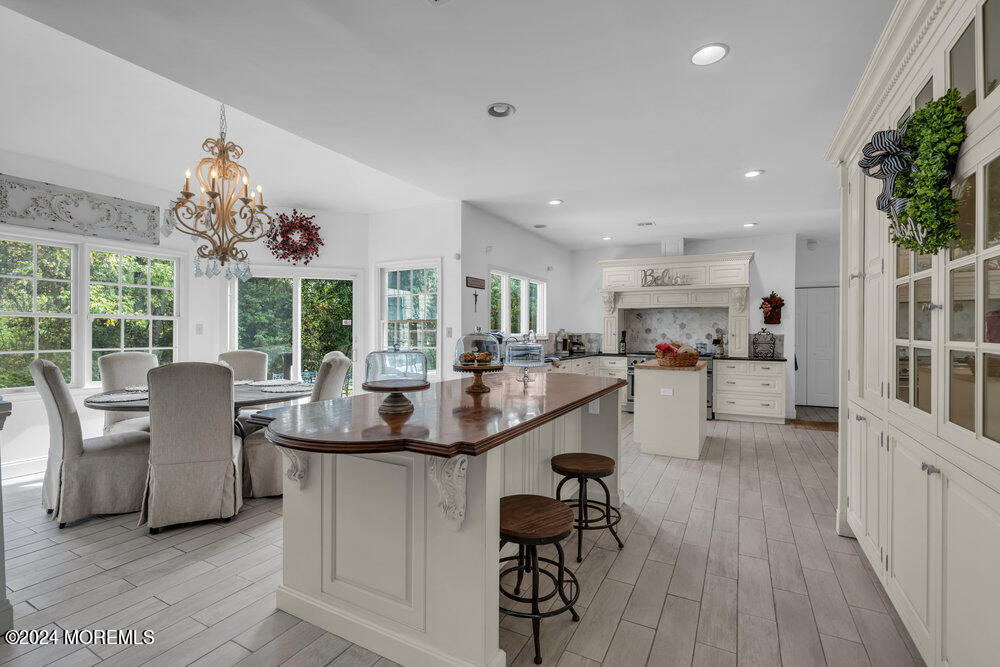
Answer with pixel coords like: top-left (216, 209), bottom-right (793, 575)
top-left (265, 379), bottom-right (623, 667)
top-left (633, 360), bottom-right (707, 459)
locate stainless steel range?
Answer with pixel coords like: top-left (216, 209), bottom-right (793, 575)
top-left (625, 352), bottom-right (714, 418)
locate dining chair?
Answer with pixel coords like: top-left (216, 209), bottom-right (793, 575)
top-left (140, 362), bottom-right (243, 533)
top-left (98, 351), bottom-right (157, 435)
top-left (219, 350), bottom-right (268, 436)
top-left (31, 359), bottom-right (150, 527)
top-left (241, 351), bottom-right (351, 498)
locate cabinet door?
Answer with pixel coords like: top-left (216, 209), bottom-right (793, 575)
top-left (845, 406), bottom-right (866, 538)
top-left (884, 430), bottom-right (935, 656)
top-left (846, 167), bottom-right (864, 398)
top-left (861, 417), bottom-right (882, 556)
top-left (862, 165), bottom-right (886, 402)
top-left (937, 461), bottom-right (1000, 667)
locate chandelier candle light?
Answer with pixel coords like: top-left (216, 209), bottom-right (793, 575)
top-left (165, 104), bottom-right (272, 280)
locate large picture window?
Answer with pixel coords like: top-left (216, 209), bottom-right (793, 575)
top-left (380, 264), bottom-right (439, 372)
top-left (0, 239), bottom-right (73, 388)
top-left (489, 271), bottom-right (545, 337)
top-left (89, 250), bottom-right (177, 379)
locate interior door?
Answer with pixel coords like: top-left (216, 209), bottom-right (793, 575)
top-left (806, 287), bottom-right (838, 407)
top-left (862, 172), bottom-right (885, 401)
top-left (795, 288), bottom-right (808, 405)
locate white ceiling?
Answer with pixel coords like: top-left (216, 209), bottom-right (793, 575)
top-left (1, 0), bottom-right (893, 249)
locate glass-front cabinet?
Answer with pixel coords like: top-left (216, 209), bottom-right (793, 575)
top-left (893, 242), bottom-right (936, 419)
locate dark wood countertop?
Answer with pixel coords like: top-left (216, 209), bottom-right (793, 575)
top-left (633, 360), bottom-right (707, 372)
top-left (250, 373), bottom-right (626, 458)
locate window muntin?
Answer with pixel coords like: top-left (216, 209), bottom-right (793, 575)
top-left (384, 267), bottom-right (438, 372)
top-left (89, 250), bottom-right (177, 380)
top-left (489, 271), bottom-right (546, 337)
top-left (0, 240), bottom-right (73, 387)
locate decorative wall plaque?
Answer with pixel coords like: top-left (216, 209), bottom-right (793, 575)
top-left (640, 268), bottom-right (691, 287)
top-left (0, 173), bottom-right (159, 245)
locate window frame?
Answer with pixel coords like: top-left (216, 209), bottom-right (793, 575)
top-left (229, 265), bottom-right (360, 389)
top-left (375, 258), bottom-right (441, 376)
top-left (489, 269), bottom-right (546, 338)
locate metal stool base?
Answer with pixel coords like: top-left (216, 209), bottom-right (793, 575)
top-left (556, 474), bottom-right (624, 562)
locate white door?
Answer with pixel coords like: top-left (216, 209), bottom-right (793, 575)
top-left (795, 290), bottom-right (808, 405)
top-left (807, 287), bottom-right (838, 407)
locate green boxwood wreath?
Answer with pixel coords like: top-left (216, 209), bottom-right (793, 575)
top-left (891, 88), bottom-right (967, 254)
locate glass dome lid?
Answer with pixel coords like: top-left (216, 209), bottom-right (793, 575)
top-left (363, 343), bottom-right (429, 391)
top-left (454, 326), bottom-right (501, 367)
top-left (505, 339), bottom-right (546, 367)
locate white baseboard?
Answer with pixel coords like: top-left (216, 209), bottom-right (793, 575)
top-left (2, 456), bottom-right (46, 481)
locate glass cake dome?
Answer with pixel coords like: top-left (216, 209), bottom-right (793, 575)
top-left (363, 343), bottom-right (429, 391)
top-left (505, 337), bottom-right (546, 367)
top-left (454, 326), bottom-right (501, 367)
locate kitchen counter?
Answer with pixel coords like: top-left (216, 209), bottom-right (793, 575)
top-left (714, 356), bottom-right (787, 362)
top-left (634, 360), bottom-right (708, 372)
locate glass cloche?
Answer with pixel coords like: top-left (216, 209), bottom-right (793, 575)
top-left (454, 326), bottom-right (501, 367)
top-left (505, 333), bottom-right (547, 384)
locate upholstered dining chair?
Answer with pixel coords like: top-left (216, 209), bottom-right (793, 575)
top-left (98, 351), bottom-right (157, 435)
top-left (140, 362), bottom-right (243, 533)
top-left (219, 350), bottom-right (268, 436)
top-left (241, 351), bottom-right (351, 498)
top-left (31, 359), bottom-right (150, 527)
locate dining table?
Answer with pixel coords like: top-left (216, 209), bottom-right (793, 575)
top-left (83, 383), bottom-right (315, 414)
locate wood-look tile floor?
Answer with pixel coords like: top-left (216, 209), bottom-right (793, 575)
top-left (2, 413), bottom-right (922, 666)
top-left (794, 405), bottom-right (839, 423)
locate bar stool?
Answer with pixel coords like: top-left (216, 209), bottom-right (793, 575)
top-left (551, 452), bottom-right (624, 562)
top-left (499, 494), bottom-right (580, 665)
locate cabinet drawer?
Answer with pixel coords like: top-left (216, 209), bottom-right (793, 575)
top-left (717, 375), bottom-right (782, 394)
top-left (714, 360), bottom-right (747, 375)
top-left (715, 392), bottom-right (782, 417)
top-left (749, 361), bottom-right (784, 375)
top-left (600, 357), bottom-right (626, 369)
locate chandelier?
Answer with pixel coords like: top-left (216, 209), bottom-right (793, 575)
top-left (163, 104), bottom-right (272, 280)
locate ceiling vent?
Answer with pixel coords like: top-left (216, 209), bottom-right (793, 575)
top-left (427, 0), bottom-right (452, 4)
top-left (636, 221), bottom-right (656, 227)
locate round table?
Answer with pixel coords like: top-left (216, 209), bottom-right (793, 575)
top-left (83, 384), bottom-right (314, 413)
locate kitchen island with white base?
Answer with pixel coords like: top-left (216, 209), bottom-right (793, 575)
top-left (633, 360), bottom-right (707, 458)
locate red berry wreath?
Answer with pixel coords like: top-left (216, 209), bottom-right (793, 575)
top-left (265, 209), bottom-right (324, 265)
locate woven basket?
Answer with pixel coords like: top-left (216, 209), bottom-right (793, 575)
top-left (655, 350), bottom-right (700, 367)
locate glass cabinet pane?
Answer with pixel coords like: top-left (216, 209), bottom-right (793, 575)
top-left (987, 0), bottom-right (1000, 97)
top-left (986, 257), bottom-right (1000, 343)
top-left (897, 246), bottom-right (910, 278)
top-left (951, 20), bottom-right (977, 115)
top-left (915, 348), bottom-right (932, 413)
top-left (950, 350), bottom-right (976, 431)
top-left (951, 174), bottom-right (976, 260)
top-left (915, 78), bottom-right (934, 109)
top-left (986, 354), bottom-right (1000, 443)
top-left (914, 276), bottom-right (932, 341)
top-left (988, 155), bottom-right (1000, 249)
top-left (914, 252), bottom-right (933, 272)
top-left (950, 263), bottom-right (976, 341)
top-left (897, 346), bottom-right (910, 403)
top-left (896, 283), bottom-right (910, 339)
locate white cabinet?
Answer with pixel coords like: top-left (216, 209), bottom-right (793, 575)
top-left (845, 406), bottom-right (883, 560)
top-left (713, 359), bottom-right (786, 424)
top-left (862, 171), bottom-right (886, 403)
top-left (846, 166), bottom-right (863, 400)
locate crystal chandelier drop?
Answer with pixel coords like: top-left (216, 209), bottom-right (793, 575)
top-left (163, 104), bottom-right (272, 280)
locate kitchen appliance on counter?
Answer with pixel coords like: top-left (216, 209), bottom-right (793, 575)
top-left (626, 351), bottom-right (714, 419)
top-left (568, 334), bottom-right (585, 356)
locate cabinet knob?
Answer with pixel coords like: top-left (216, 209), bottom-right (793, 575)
top-left (849, 272), bottom-right (865, 281)
top-left (921, 463), bottom-right (941, 475)
top-left (760, 402), bottom-right (769, 407)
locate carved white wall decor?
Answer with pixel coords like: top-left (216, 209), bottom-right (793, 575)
top-left (280, 447), bottom-right (308, 489)
top-left (598, 252), bottom-right (754, 357)
top-left (428, 454), bottom-right (469, 530)
top-left (0, 173), bottom-right (159, 244)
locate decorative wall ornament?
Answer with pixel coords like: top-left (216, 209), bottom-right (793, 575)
top-left (279, 448), bottom-right (308, 489)
top-left (0, 173), bottom-right (159, 244)
top-left (601, 290), bottom-right (616, 315)
top-left (729, 288), bottom-right (748, 313)
top-left (265, 209), bottom-right (324, 265)
top-left (760, 291), bottom-right (784, 324)
top-left (640, 268), bottom-right (691, 287)
top-left (428, 455), bottom-right (469, 530)
top-left (751, 328), bottom-right (777, 359)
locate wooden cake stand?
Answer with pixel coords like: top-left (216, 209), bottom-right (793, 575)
top-left (452, 363), bottom-right (504, 393)
top-left (361, 379), bottom-right (431, 414)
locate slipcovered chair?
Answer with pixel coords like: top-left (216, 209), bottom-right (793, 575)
top-left (241, 351), bottom-right (351, 498)
top-left (31, 359), bottom-right (150, 527)
top-left (98, 351), bottom-right (157, 435)
top-left (140, 362), bottom-right (243, 533)
top-left (219, 350), bottom-right (268, 436)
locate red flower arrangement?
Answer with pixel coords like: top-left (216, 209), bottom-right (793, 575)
top-left (760, 291), bottom-right (784, 324)
top-left (265, 209), bottom-right (324, 266)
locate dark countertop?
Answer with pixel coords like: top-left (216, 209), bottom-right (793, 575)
top-left (549, 352), bottom-right (627, 360)
top-left (714, 356), bottom-right (787, 362)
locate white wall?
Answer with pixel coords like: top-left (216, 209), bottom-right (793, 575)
top-left (460, 203), bottom-right (574, 337)
top-left (686, 234), bottom-right (798, 417)
top-left (569, 243), bottom-right (663, 333)
top-left (795, 234), bottom-right (840, 288)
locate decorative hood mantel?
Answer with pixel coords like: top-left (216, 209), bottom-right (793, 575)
top-left (598, 251), bottom-right (754, 357)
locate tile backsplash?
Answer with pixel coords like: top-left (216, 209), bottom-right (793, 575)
top-left (623, 308), bottom-right (728, 351)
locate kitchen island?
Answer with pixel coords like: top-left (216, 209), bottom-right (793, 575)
top-left (251, 372), bottom-right (625, 667)
top-left (633, 360), bottom-right (707, 458)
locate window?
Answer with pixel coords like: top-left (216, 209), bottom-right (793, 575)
top-left (489, 271), bottom-right (545, 336)
top-left (0, 240), bottom-right (73, 388)
top-left (89, 250), bottom-right (177, 379)
top-left (235, 274), bottom-right (355, 391)
top-left (381, 265), bottom-right (438, 372)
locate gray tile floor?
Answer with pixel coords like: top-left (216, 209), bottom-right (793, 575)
top-left (2, 413), bottom-right (920, 665)
top-left (794, 406), bottom-right (839, 423)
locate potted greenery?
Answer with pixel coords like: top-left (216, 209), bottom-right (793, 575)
top-left (760, 291), bottom-right (784, 324)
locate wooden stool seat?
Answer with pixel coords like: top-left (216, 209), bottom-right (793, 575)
top-left (500, 494), bottom-right (574, 545)
top-left (550, 452), bottom-right (615, 478)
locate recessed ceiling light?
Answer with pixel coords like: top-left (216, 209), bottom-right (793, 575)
top-left (691, 43), bottom-right (729, 66)
top-left (602, 236), bottom-right (613, 241)
top-left (487, 102), bottom-right (516, 118)
top-left (548, 199), bottom-right (563, 206)
top-left (533, 224), bottom-right (547, 229)
top-left (744, 169), bottom-right (765, 178)
top-left (743, 223), bottom-right (757, 228)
